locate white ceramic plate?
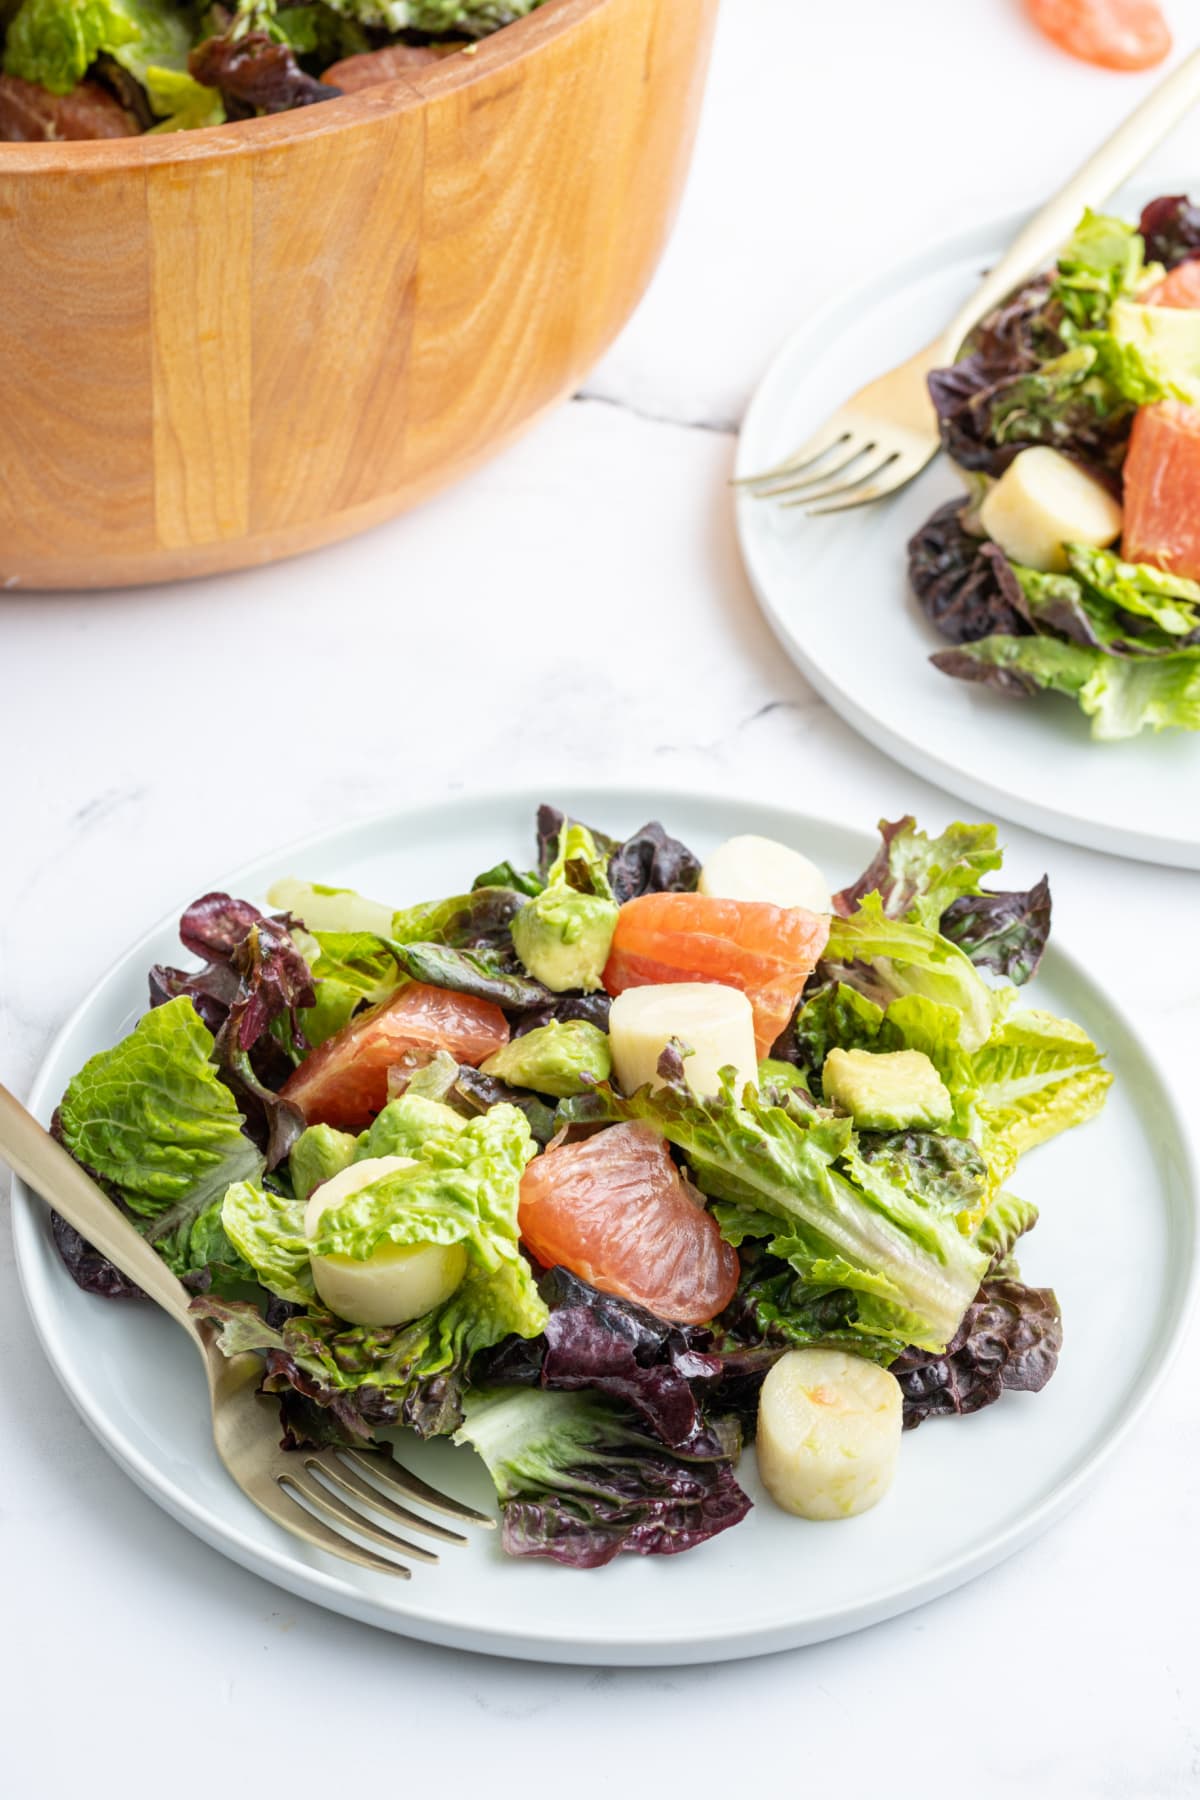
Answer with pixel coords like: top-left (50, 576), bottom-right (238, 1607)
top-left (736, 182), bottom-right (1200, 870)
top-left (11, 787), bottom-right (1197, 1665)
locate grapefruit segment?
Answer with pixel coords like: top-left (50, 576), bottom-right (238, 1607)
top-left (603, 892), bottom-right (829, 1059)
top-left (1025, 0), bottom-right (1170, 71)
top-left (518, 1122), bottom-right (739, 1324)
top-left (281, 982), bottom-right (509, 1130)
top-left (1121, 401), bottom-right (1200, 581)
top-left (1141, 262), bottom-right (1200, 310)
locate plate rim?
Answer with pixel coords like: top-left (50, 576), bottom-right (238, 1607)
top-left (10, 782), bottom-right (1199, 1664)
top-left (735, 181), bottom-right (1200, 872)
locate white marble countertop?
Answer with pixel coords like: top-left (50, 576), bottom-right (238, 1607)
top-left (3, 1), bottom-right (1200, 1791)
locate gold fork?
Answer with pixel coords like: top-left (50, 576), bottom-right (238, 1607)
top-left (0, 1084), bottom-right (493, 1578)
top-left (739, 47), bottom-right (1200, 515)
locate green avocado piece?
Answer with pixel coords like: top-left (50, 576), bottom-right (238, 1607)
top-left (289, 1124), bottom-right (358, 1202)
top-left (1110, 298), bottom-right (1200, 404)
top-left (481, 1019), bottom-right (612, 1098)
top-left (511, 890), bottom-right (619, 994)
top-left (822, 1048), bottom-right (953, 1132)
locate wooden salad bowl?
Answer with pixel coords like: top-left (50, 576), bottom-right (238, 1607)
top-left (0, 0), bottom-right (718, 590)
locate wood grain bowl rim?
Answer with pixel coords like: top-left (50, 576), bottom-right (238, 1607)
top-left (0, 0), bottom-right (611, 174)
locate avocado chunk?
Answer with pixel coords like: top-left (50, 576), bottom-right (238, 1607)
top-left (289, 1123), bottom-right (359, 1202)
top-left (822, 1048), bottom-right (953, 1131)
top-left (512, 818), bottom-right (620, 994)
top-left (1110, 298), bottom-right (1200, 404)
top-left (361, 1093), bottom-right (467, 1160)
top-left (481, 1019), bottom-right (612, 1097)
top-left (511, 889), bottom-right (618, 994)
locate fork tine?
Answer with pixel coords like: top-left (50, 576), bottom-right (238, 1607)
top-left (805, 452), bottom-right (924, 514)
top-left (752, 438), bottom-right (877, 500)
top-left (283, 1470), bottom-right (440, 1564)
top-left (780, 450), bottom-right (900, 509)
top-left (317, 1455), bottom-right (468, 1546)
top-left (341, 1448), bottom-right (496, 1528)
top-left (735, 424), bottom-right (852, 488)
top-left (272, 1479), bottom-right (413, 1578)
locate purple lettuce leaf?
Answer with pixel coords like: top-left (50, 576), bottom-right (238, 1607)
top-left (454, 1384), bottom-right (751, 1568)
top-left (908, 501), bottom-right (1034, 645)
top-left (939, 876), bottom-right (1052, 985)
top-left (477, 1265), bottom-right (727, 1450)
top-left (498, 1450), bottom-right (751, 1568)
top-left (511, 991), bottom-right (612, 1034)
top-left (50, 1208), bottom-right (145, 1301)
top-left (1139, 195), bottom-right (1200, 270)
top-left (478, 1266), bottom-right (782, 1455)
top-left (832, 816), bottom-right (1051, 987)
top-left (189, 29), bottom-right (340, 114)
top-left (151, 895), bottom-right (314, 1167)
top-left (607, 820), bottom-right (702, 903)
top-left (191, 1294), bottom-right (466, 1442)
top-left (891, 1278), bottom-right (1062, 1429)
top-left (926, 278), bottom-right (1059, 474)
top-left (534, 804), bottom-right (701, 901)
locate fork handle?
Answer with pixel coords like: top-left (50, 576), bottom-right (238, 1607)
top-left (940, 46), bottom-right (1200, 354)
top-left (0, 1082), bottom-right (203, 1344)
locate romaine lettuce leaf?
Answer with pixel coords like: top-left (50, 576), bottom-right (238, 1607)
top-left (4, 0), bottom-right (191, 92)
top-left (932, 636), bottom-right (1200, 738)
top-left (220, 1180), bottom-right (314, 1305)
top-left (452, 1386), bottom-right (750, 1567)
top-left (194, 1252), bottom-right (548, 1441)
top-left (972, 1009), bottom-right (1112, 1171)
top-left (1049, 209), bottom-right (1148, 331)
top-left (143, 63), bottom-right (224, 128)
top-left (563, 1069), bottom-right (990, 1352)
top-left (1064, 545), bottom-right (1200, 639)
top-left (3, 0), bottom-right (219, 127)
top-left (972, 1189), bottom-right (1039, 1270)
top-left (57, 997), bottom-right (263, 1265)
top-left (178, 1195), bottom-right (259, 1296)
top-left (199, 1098), bottom-right (547, 1424)
top-left (309, 1103), bottom-right (537, 1270)
top-left (823, 895), bottom-right (997, 1052)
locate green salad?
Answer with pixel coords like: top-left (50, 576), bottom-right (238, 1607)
top-left (912, 195), bottom-right (1200, 738)
top-left (0, 0), bottom-right (545, 138)
top-left (53, 804), bottom-right (1108, 1566)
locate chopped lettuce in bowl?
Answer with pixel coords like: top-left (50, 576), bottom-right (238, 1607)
top-left (0, 0), bottom-right (546, 139)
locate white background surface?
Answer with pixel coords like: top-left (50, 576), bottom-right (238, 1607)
top-left (2, 0), bottom-right (1199, 1792)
